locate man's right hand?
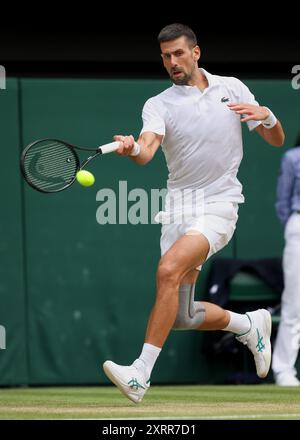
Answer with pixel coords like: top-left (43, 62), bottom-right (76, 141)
top-left (113, 131), bottom-right (162, 165)
top-left (113, 135), bottom-right (136, 156)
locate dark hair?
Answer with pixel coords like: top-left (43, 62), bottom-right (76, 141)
top-left (295, 131), bottom-right (300, 147)
top-left (157, 23), bottom-right (197, 47)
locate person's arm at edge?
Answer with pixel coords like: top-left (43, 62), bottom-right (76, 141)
top-left (275, 154), bottom-right (295, 225)
top-left (113, 132), bottom-right (163, 165)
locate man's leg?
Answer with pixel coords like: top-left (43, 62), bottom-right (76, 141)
top-left (103, 232), bottom-right (272, 402)
top-left (168, 271), bottom-right (271, 381)
top-left (144, 233), bottom-right (210, 347)
top-left (103, 233), bottom-right (210, 403)
top-left (141, 257), bottom-right (271, 383)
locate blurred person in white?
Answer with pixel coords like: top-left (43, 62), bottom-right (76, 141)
top-left (272, 132), bottom-right (300, 386)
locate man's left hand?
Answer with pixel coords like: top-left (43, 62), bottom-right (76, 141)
top-left (228, 103), bottom-right (269, 123)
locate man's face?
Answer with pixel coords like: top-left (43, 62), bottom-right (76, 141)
top-left (160, 36), bottom-right (200, 85)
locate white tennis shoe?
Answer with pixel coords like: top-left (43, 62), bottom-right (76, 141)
top-left (275, 372), bottom-right (300, 386)
top-left (236, 309), bottom-right (272, 378)
top-left (103, 360), bottom-right (150, 404)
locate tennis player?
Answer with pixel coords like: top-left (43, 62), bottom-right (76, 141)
top-left (103, 23), bottom-right (285, 403)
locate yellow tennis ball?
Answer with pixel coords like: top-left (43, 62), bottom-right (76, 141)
top-left (76, 170), bottom-right (95, 187)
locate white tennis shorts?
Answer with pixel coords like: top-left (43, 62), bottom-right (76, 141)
top-left (157, 201), bottom-right (239, 270)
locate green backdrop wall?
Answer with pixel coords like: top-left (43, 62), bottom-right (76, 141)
top-left (0, 78), bottom-right (299, 385)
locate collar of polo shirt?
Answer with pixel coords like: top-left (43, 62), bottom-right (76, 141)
top-left (172, 68), bottom-right (220, 94)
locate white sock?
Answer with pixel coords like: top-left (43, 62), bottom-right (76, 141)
top-left (222, 311), bottom-right (251, 335)
top-left (133, 343), bottom-right (161, 379)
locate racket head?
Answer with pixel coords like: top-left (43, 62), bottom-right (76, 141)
top-left (20, 139), bottom-right (80, 193)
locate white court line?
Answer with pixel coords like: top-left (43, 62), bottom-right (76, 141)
top-left (67, 414), bottom-right (300, 420)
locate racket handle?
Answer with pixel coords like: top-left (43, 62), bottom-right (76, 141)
top-left (99, 141), bottom-right (120, 155)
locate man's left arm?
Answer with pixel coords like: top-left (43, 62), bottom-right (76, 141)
top-left (228, 103), bottom-right (285, 147)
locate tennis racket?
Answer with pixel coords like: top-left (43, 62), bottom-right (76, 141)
top-left (20, 138), bottom-right (121, 193)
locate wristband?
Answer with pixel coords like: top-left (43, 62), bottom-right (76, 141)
top-left (261, 107), bottom-right (277, 129)
top-left (130, 142), bottom-right (141, 156)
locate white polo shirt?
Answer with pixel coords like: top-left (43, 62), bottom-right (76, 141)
top-left (140, 68), bottom-right (261, 203)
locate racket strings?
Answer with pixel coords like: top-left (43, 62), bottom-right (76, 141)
top-left (23, 141), bottom-right (78, 191)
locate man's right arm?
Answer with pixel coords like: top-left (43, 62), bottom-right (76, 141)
top-left (113, 131), bottom-right (163, 165)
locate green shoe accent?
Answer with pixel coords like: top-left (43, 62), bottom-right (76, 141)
top-left (128, 378), bottom-right (145, 390)
top-left (256, 328), bottom-right (265, 352)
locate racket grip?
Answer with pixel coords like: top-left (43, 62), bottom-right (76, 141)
top-left (99, 141), bottom-right (120, 155)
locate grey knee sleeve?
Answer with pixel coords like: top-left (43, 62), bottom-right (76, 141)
top-left (172, 284), bottom-right (205, 330)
